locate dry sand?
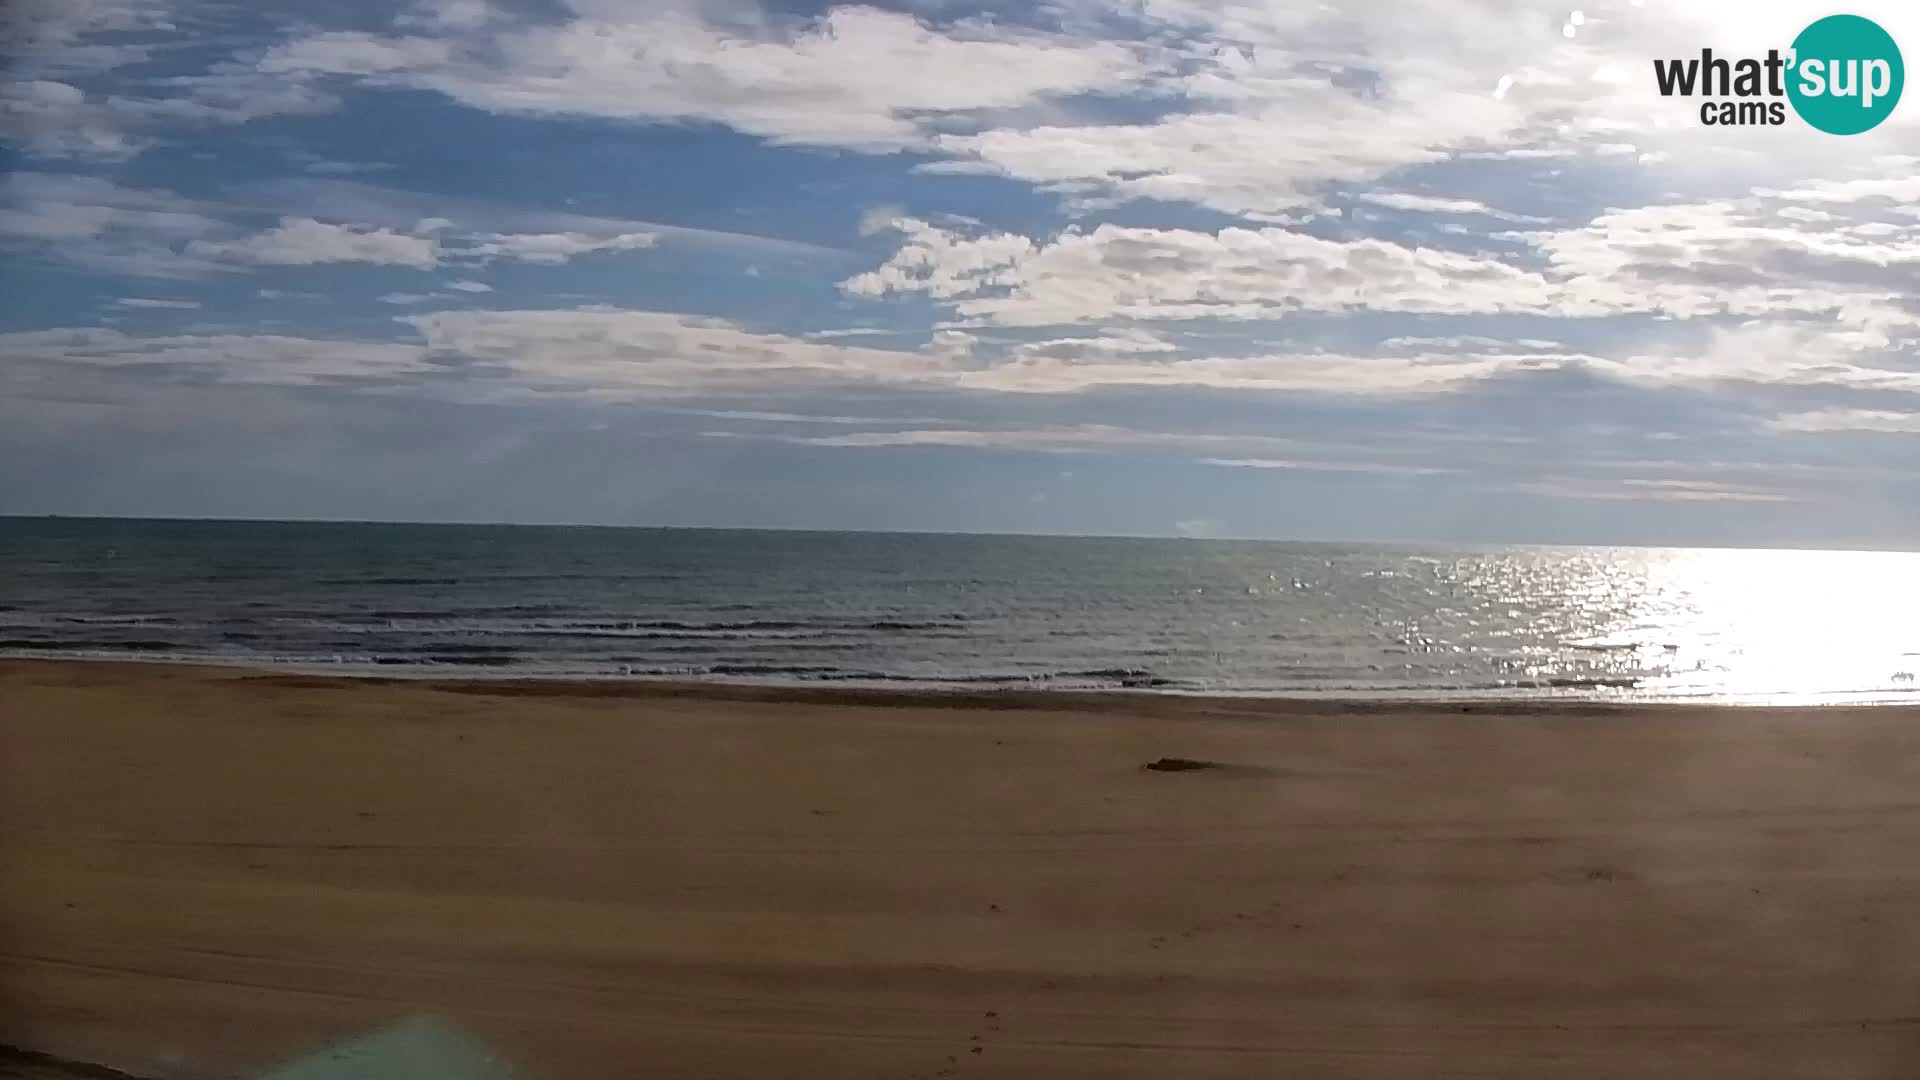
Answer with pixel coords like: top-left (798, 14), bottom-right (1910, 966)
top-left (4, 659), bottom-right (1920, 1078)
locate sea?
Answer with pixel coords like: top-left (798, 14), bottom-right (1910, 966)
top-left (3, 517), bottom-right (1918, 703)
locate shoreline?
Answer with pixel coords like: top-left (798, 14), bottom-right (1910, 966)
top-left (6, 657), bottom-right (1680, 717)
top-left (5, 654), bottom-right (1918, 709)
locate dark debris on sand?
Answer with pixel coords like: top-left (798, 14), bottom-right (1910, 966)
top-left (1143, 757), bottom-right (1225, 772)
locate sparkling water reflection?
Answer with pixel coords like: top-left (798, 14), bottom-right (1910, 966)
top-left (3, 520), bottom-right (1917, 703)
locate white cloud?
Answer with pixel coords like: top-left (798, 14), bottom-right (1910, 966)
top-left (32, 300), bottom-right (1898, 409)
top-left (112, 297), bottom-right (199, 309)
top-left (1518, 478), bottom-right (1793, 504)
top-left (845, 217), bottom-right (1571, 326)
top-left (1, 0), bottom-right (174, 73)
top-left (1013, 329), bottom-right (1179, 357)
top-left (910, 0), bottom-right (1680, 218)
top-left (11, 297), bottom-right (1920, 473)
top-left (233, 177), bottom-right (833, 259)
top-left (0, 328), bottom-right (430, 386)
top-left (0, 175), bottom-right (673, 277)
top-left (712, 422), bottom-right (1467, 476)
top-left (456, 231), bottom-right (657, 265)
top-left (399, 305), bottom-right (1605, 399)
top-left (1200, 457), bottom-right (1455, 475)
top-left (258, 31), bottom-right (453, 78)
top-left (262, 6), bottom-right (1151, 150)
top-left (0, 172), bottom-right (228, 276)
top-left (402, 306), bottom-right (968, 398)
top-left (1381, 335), bottom-right (1563, 352)
top-left (0, 79), bottom-right (153, 160)
top-left (0, 6), bottom-right (337, 162)
top-left (925, 105), bottom-right (1514, 220)
top-left (1530, 198), bottom-right (1920, 331)
top-left (186, 217), bottom-right (440, 269)
top-left (1359, 192), bottom-right (1547, 223)
top-left (677, 409), bottom-right (951, 426)
top-left (847, 194), bottom-right (1920, 335)
top-left (672, 5), bottom-right (1920, 220)
top-left (246, 0), bottom-right (1874, 227)
top-left (0, 173), bottom-right (215, 238)
top-left (1769, 409), bottom-right (1920, 434)
top-left (378, 292), bottom-right (434, 305)
top-left (444, 279), bottom-right (492, 293)
top-left (1, 304), bottom-right (1562, 404)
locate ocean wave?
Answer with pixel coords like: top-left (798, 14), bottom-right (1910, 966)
top-left (595, 663), bottom-right (1192, 689)
top-left (316, 576), bottom-right (466, 587)
top-left (370, 653), bottom-right (518, 667)
top-left (0, 637), bottom-right (179, 652)
top-left (1503, 675), bottom-right (1642, 690)
top-left (0, 613), bottom-right (181, 629)
top-left (617, 641), bottom-right (876, 655)
top-left (571, 618), bottom-right (967, 634)
top-left (279, 615), bottom-right (974, 640)
top-left (357, 605), bottom-right (570, 620)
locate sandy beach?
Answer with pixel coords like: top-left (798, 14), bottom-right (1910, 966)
top-left (5, 659), bottom-right (1920, 1078)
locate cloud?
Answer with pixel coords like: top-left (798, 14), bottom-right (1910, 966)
top-left (844, 216), bottom-right (1570, 325)
top-left (1769, 409), bottom-right (1920, 434)
top-left (228, 176), bottom-right (834, 259)
top-left (676, 409), bottom-right (952, 426)
top-left (0, 175), bottom-right (680, 277)
top-left (773, 423), bottom-right (1293, 452)
top-left (707, 422), bottom-right (1459, 476)
top-left (1381, 335), bottom-right (1564, 352)
top-left (401, 306), bottom-right (970, 398)
top-left (0, 79), bottom-right (153, 160)
top-left (1012, 329), bottom-right (1179, 357)
top-left (303, 159), bottom-right (392, 176)
top-left (1517, 478), bottom-right (1793, 504)
top-left (924, 104), bottom-right (1516, 220)
top-left (112, 297), bottom-right (200, 309)
top-left (908, 5), bottom-right (1580, 218)
top-left (262, 6), bottom-right (1151, 150)
top-left (0, 172), bottom-right (229, 276)
top-left (0, 328), bottom-right (431, 387)
top-left (444, 280), bottom-right (493, 293)
top-left (1530, 197), bottom-right (1920, 332)
top-left (924, 1), bottom-right (1920, 218)
top-left (0, 173), bottom-right (217, 239)
top-left (1358, 192), bottom-right (1547, 223)
top-left (847, 193), bottom-right (1920, 337)
top-left (0, 4), bottom-right (337, 162)
top-left (25, 299), bottom-right (1914, 416)
top-left (457, 231), bottom-right (657, 265)
top-left (258, 29), bottom-right (454, 79)
top-left (1, 0), bottom-right (175, 75)
top-left (186, 217), bottom-right (440, 269)
top-left (0, 305), bottom-right (1577, 405)
top-left (1199, 457), bottom-right (1455, 476)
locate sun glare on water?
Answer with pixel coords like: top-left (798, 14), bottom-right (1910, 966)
top-left (1571, 547), bottom-right (1920, 703)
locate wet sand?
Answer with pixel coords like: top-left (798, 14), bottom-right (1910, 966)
top-left (4, 659), bottom-right (1920, 1078)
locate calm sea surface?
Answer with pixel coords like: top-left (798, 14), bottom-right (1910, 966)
top-left (4, 518), bottom-right (1918, 703)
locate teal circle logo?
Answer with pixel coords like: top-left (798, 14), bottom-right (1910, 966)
top-left (1787, 14), bottom-right (1904, 135)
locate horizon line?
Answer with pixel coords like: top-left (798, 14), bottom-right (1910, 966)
top-left (4, 513), bottom-right (1917, 556)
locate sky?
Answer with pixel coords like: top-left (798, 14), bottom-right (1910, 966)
top-left (4, 0), bottom-right (1920, 547)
